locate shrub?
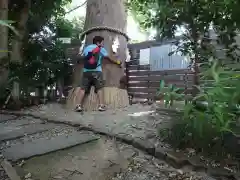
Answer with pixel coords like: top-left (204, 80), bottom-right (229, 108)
top-left (156, 79), bottom-right (185, 108)
top-left (159, 59), bottom-right (240, 156)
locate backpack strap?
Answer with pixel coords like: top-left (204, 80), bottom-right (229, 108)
top-left (84, 46), bottom-right (102, 69)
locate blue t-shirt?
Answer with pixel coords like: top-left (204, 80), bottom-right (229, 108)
top-left (83, 44), bottom-right (108, 72)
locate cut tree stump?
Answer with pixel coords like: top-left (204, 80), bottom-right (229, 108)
top-left (66, 87), bottom-right (129, 111)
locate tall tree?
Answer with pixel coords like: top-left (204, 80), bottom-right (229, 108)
top-left (128, 0), bottom-right (240, 60)
top-left (67, 0), bottom-right (129, 111)
top-left (7, 0), bottom-right (73, 101)
top-left (0, 0), bottom-right (73, 105)
top-left (0, 0), bottom-right (9, 88)
top-left (10, 0), bottom-right (31, 101)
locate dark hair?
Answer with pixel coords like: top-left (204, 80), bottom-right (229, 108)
top-left (93, 36), bottom-right (104, 44)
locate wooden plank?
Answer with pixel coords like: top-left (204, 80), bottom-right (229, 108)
top-left (128, 70), bottom-right (149, 76)
top-left (128, 93), bottom-right (153, 99)
top-left (185, 80), bottom-right (195, 86)
top-left (129, 82), bottom-right (193, 88)
top-left (160, 74), bottom-right (194, 81)
top-left (128, 87), bottom-right (157, 93)
top-left (128, 81), bottom-right (187, 88)
top-left (128, 81), bottom-right (149, 87)
top-left (130, 94), bottom-right (193, 102)
top-left (128, 74), bottom-right (194, 82)
top-left (131, 99), bottom-right (148, 104)
top-left (150, 69), bottom-right (193, 75)
top-left (127, 65), bottom-right (150, 71)
top-left (128, 76), bottom-right (149, 81)
top-left (128, 87), bottom-right (193, 94)
top-left (127, 69), bottom-right (193, 76)
top-left (126, 60), bottom-right (140, 65)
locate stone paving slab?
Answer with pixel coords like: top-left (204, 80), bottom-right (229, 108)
top-left (3, 132), bottom-right (99, 162)
top-left (0, 117), bottom-right (42, 130)
top-left (0, 114), bottom-right (17, 122)
top-left (0, 124), bottom-right (55, 142)
top-left (1, 160), bottom-right (21, 180)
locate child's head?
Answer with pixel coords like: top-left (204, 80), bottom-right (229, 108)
top-left (93, 36), bottom-right (104, 47)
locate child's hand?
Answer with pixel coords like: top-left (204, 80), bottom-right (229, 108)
top-left (116, 60), bottom-right (122, 68)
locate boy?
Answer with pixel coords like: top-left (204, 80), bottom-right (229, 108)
top-left (75, 36), bottom-right (121, 112)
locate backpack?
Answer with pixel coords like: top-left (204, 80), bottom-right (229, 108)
top-left (84, 46), bottom-right (101, 69)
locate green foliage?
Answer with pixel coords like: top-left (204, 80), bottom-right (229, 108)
top-left (161, 59), bottom-right (240, 155)
top-left (128, 0), bottom-right (240, 63)
top-left (156, 80), bottom-right (185, 108)
top-left (51, 17), bottom-right (84, 40)
top-left (7, 15), bottom-right (83, 96)
top-left (129, 0), bottom-right (240, 156)
top-left (1, 0), bottom-right (83, 102)
top-left (0, 20), bottom-right (18, 36)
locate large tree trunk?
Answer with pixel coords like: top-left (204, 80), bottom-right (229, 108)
top-left (67, 0), bottom-right (129, 111)
top-left (0, 0), bottom-right (9, 88)
top-left (10, 0), bottom-right (31, 101)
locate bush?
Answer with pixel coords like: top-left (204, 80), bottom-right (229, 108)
top-left (159, 59), bottom-right (240, 156)
top-left (156, 79), bottom-right (185, 107)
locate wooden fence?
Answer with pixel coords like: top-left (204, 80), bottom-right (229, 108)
top-left (126, 64), bottom-right (195, 102)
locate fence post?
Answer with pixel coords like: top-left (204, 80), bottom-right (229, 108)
top-left (184, 72), bottom-right (188, 105)
top-left (125, 62), bottom-right (132, 105)
top-left (192, 62), bottom-right (200, 97)
top-left (147, 64), bottom-right (150, 103)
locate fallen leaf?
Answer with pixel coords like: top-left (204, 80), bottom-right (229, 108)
top-left (25, 172), bottom-right (31, 179)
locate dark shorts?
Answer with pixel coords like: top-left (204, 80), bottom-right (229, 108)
top-left (80, 71), bottom-right (104, 93)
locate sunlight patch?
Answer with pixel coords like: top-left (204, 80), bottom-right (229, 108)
top-left (128, 111), bottom-right (155, 117)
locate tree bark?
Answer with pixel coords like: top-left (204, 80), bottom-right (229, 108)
top-left (67, 0), bottom-right (129, 111)
top-left (0, 0), bottom-right (9, 88)
top-left (10, 0), bottom-right (31, 101)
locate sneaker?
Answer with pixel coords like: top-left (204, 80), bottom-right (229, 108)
top-left (98, 104), bottom-right (106, 111)
top-left (75, 104), bottom-right (83, 112)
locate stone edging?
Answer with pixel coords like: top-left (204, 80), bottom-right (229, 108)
top-left (1, 111), bottom-right (239, 180)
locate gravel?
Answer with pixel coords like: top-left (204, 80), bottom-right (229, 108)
top-left (112, 145), bottom-right (215, 180)
top-left (0, 123), bottom-right (78, 150)
top-left (0, 168), bottom-right (9, 180)
top-left (0, 116), bottom-right (42, 127)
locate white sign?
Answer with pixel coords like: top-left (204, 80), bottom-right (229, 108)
top-left (57, 38), bottom-right (71, 44)
top-left (112, 36), bottom-right (120, 53)
top-left (139, 48), bottom-right (150, 65)
top-left (126, 49), bottom-right (131, 62)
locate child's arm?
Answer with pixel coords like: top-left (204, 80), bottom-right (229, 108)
top-left (105, 56), bottom-right (122, 65)
top-left (101, 48), bottom-right (122, 66)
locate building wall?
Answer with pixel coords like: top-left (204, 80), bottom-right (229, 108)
top-left (139, 48), bottom-right (150, 65)
top-left (128, 39), bottom-right (190, 70)
top-left (149, 44), bottom-right (190, 71)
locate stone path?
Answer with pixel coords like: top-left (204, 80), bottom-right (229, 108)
top-left (0, 103), bottom-right (238, 180)
top-left (0, 114), bottom-right (17, 122)
top-left (0, 123), bottom-right (54, 142)
top-left (13, 104), bottom-right (167, 143)
top-left (3, 132), bottom-right (99, 161)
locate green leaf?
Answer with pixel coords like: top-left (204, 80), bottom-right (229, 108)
top-left (159, 80), bottom-right (165, 90)
top-left (0, 20), bottom-right (19, 36)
